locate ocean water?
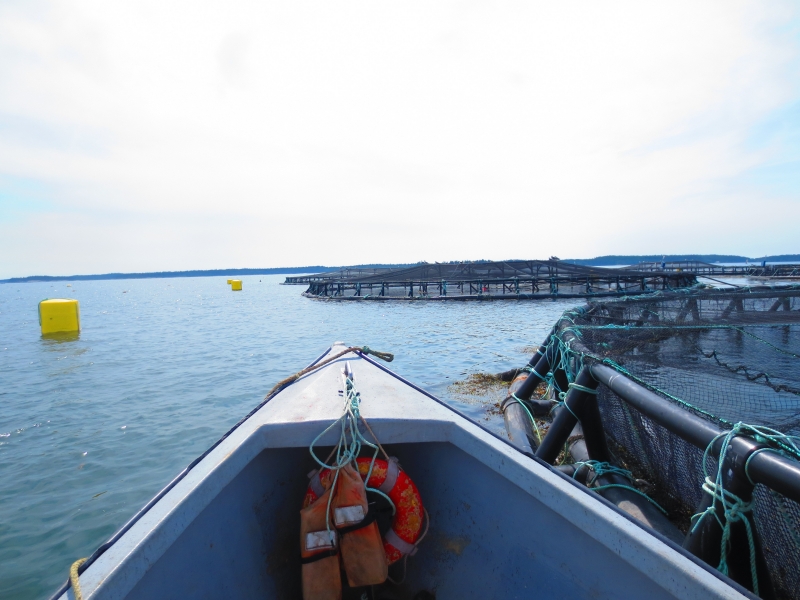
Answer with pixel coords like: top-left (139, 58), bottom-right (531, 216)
top-left (0, 275), bottom-right (575, 599)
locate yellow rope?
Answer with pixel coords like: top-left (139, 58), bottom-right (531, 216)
top-left (69, 558), bottom-right (87, 600)
top-left (263, 346), bottom-right (393, 400)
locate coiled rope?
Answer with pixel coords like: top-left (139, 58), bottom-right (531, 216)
top-left (309, 367), bottom-right (396, 538)
top-left (691, 423), bottom-right (758, 594)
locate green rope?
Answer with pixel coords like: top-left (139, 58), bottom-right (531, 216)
top-left (308, 368), bottom-right (397, 538)
top-left (558, 397), bottom-right (581, 422)
top-left (523, 365), bottom-right (547, 381)
top-left (691, 424), bottom-right (760, 594)
top-left (509, 393), bottom-right (542, 443)
top-left (573, 460), bottom-right (667, 515)
top-left (568, 382), bottom-right (597, 395)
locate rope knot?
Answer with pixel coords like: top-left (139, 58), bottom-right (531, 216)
top-left (359, 346), bottom-right (394, 362)
top-left (694, 424), bottom-right (765, 594)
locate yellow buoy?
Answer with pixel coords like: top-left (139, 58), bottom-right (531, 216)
top-left (230, 280), bottom-right (242, 291)
top-left (226, 279), bottom-right (233, 284)
top-left (39, 298), bottom-right (80, 335)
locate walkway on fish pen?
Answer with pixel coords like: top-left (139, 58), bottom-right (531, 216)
top-left (298, 260), bottom-right (698, 300)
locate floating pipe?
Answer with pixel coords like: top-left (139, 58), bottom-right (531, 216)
top-left (589, 364), bottom-right (800, 503)
top-left (535, 368), bottom-right (598, 464)
top-left (589, 362), bottom-right (800, 595)
top-left (501, 331), bottom-right (556, 456)
top-left (683, 449), bottom-right (774, 597)
top-left (566, 419), bottom-right (684, 545)
top-left (511, 352), bottom-right (550, 402)
top-left (501, 396), bottom-right (537, 458)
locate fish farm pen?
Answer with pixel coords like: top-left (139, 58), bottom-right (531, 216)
top-left (291, 260), bottom-right (698, 300)
top-left (625, 260), bottom-right (800, 277)
top-left (283, 266), bottom-right (391, 285)
top-left (500, 285), bottom-right (800, 599)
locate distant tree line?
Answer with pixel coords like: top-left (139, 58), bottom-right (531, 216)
top-left (3, 255), bottom-right (798, 284)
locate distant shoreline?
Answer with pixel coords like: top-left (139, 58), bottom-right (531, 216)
top-left (2, 254), bottom-right (798, 284)
top-left (0, 267), bottom-right (336, 284)
top-left (567, 253), bottom-right (800, 266)
top-left (0, 264), bottom-right (413, 284)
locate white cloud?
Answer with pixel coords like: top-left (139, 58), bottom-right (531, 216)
top-left (0, 0), bottom-right (798, 277)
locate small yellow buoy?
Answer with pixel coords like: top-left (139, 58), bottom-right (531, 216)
top-left (230, 280), bottom-right (242, 291)
top-left (226, 279), bottom-right (233, 284)
top-left (39, 299), bottom-right (80, 335)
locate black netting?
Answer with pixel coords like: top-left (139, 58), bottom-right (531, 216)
top-left (553, 286), bottom-right (800, 599)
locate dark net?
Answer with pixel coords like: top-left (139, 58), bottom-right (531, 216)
top-left (556, 287), bottom-right (800, 599)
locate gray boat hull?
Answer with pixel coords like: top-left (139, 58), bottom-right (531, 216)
top-left (54, 343), bottom-right (751, 600)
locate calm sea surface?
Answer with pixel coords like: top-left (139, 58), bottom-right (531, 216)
top-left (0, 275), bottom-right (575, 599)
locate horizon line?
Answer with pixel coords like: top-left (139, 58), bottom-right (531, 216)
top-left (3, 253), bottom-right (800, 284)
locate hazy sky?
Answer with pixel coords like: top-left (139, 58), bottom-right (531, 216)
top-left (1, 1), bottom-right (798, 277)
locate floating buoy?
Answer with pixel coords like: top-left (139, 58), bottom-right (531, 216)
top-left (230, 280), bottom-right (242, 291)
top-left (39, 299), bottom-right (80, 335)
top-left (226, 279), bottom-right (233, 284)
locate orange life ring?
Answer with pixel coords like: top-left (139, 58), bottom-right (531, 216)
top-left (304, 457), bottom-right (424, 564)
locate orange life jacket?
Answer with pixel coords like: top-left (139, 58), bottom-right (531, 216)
top-left (332, 462), bottom-right (388, 587)
top-left (300, 487), bottom-right (341, 600)
top-left (306, 457), bottom-right (425, 565)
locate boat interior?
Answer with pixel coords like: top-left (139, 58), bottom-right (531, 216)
top-left (123, 440), bottom-right (725, 600)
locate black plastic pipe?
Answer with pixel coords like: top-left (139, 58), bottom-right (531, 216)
top-left (683, 450), bottom-right (774, 597)
top-left (589, 363), bottom-right (800, 505)
top-left (501, 396), bottom-right (537, 457)
top-left (501, 366), bottom-right (551, 455)
top-left (535, 368), bottom-right (599, 464)
top-left (567, 420), bottom-right (684, 545)
top-left (507, 371), bottom-right (551, 415)
top-left (527, 330), bottom-right (554, 366)
top-left (512, 335), bottom-right (553, 401)
top-left (579, 387), bottom-right (610, 463)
